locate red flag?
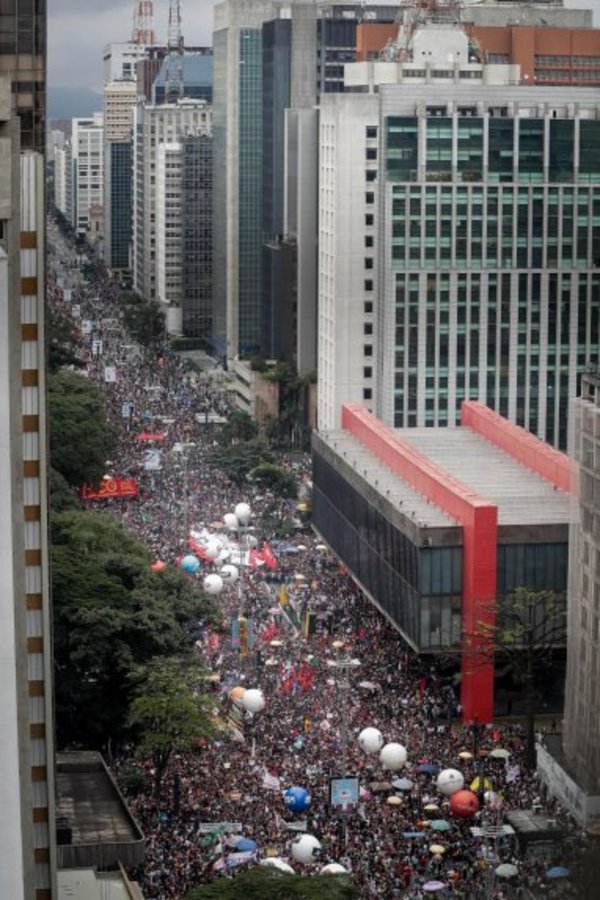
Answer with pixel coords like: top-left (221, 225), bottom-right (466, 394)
top-left (261, 541), bottom-right (277, 570)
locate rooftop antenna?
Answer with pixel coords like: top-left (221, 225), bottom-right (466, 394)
top-left (165, 0), bottom-right (184, 103)
top-left (168, 0), bottom-right (184, 51)
top-left (132, 0), bottom-right (155, 45)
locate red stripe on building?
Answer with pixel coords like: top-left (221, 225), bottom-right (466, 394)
top-left (341, 403), bottom-right (497, 723)
top-left (461, 401), bottom-right (572, 493)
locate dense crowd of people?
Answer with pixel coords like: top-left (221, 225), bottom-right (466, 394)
top-left (47, 221), bottom-right (585, 899)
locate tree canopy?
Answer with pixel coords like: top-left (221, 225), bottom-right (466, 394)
top-left (46, 303), bottom-right (85, 373)
top-left (463, 586), bottom-right (565, 767)
top-left (48, 369), bottom-right (118, 487)
top-left (208, 439), bottom-right (273, 484)
top-left (249, 463), bottom-right (298, 499)
top-left (122, 291), bottom-right (166, 345)
top-left (128, 656), bottom-right (216, 798)
top-left (51, 510), bottom-right (215, 748)
top-left (186, 867), bottom-right (358, 900)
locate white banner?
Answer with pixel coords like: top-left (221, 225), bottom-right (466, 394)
top-left (104, 366), bottom-right (117, 383)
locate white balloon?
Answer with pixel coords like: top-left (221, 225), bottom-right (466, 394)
top-left (223, 513), bottom-right (238, 530)
top-left (203, 541), bottom-right (220, 560)
top-left (217, 547), bottom-right (231, 562)
top-left (242, 688), bottom-right (265, 713)
top-left (291, 834), bottom-right (321, 864)
top-left (245, 534), bottom-right (259, 548)
top-left (379, 742), bottom-right (408, 771)
top-left (260, 858), bottom-right (295, 874)
top-left (203, 574), bottom-right (224, 595)
top-left (234, 502), bottom-right (252, 525)
top-left (358, 727), bottom-right (384, 754)
top-left (220, 564), bottom-right (239, 584)
top-left (320, 863), bottom-right (348, 875)
top-left (436, 768), bottom-right (465, 796)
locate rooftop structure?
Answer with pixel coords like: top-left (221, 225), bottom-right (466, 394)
top-left (55, 752), bottom-right (144, 871)
top-left (313, 401), bottom-right (571, 720)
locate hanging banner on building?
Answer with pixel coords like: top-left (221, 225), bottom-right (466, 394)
top-left (81, 478), bottom-right (139, 500)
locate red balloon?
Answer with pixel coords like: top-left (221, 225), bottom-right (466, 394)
top-left (450, 789), bottom-right (479, 818)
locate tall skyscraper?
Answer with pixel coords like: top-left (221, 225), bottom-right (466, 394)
top-left (212, 0), bottom-right (276, 359)
top-left (132, 98), bottom-right (211, 330)
top-left (0, 2), bottom-right (56, 898)
top-left (317, 21), bottom-right (600, 449)
top-left (70, 114), bottom-right (104, 235)
top-left (103, 81), bottom-right (138, 273)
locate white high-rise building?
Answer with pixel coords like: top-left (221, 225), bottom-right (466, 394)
top-left (132, 99), bottom-right (211, 315)
top-left (71, 113), bottom-right (104, 234)
top-left (156, 142), bottom-right (184, 331)
top-left (54, 144), bottom-right (70, 219)
top-left (317, 24), bottom-right (600, 450)
top-left (103, 41), bottom-right (150, 85)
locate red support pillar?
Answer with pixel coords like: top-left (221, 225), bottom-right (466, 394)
top-left (341, 404), bottom-right (498, 723)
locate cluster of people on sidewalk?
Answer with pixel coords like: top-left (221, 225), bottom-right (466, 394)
top-left (47, 223), bottom-right (583, 899)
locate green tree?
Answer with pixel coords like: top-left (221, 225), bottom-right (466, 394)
top-left (46, 304), bottom-right (85, 373)
top-left (128, 656), bottom-right (215, 799)
top-left (249, 463), bottom-right (298, 499)
top-left (48, 370), bottom-right (118, 487)
top-left (51, 511), bottom-right (215, 748)
top-left (219, 410), bottom-right (258, 446)
top-left (122, 291), bottom-right (165, 345)
top-left (208, 439), bottom-right (273, 484)
top-left (186, 867), bottom-right (358, 900)
top-left (49, 467), bottom-right (80, 512)
top-left (463, 586), bottom-right (565, 768)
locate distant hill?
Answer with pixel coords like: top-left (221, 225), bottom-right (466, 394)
top-left (48, 86), bottom-right (103, 120)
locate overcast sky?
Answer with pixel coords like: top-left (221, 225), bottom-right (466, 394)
top-left (48, 0), bottom-right (600, 90)
top-left (48, 0), bottom-right (215, 90)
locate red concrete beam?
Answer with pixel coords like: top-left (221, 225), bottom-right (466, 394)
top-left (461, 401), bottom-right (571, 493)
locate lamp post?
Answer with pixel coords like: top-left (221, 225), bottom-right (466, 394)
top-left (327, 641), bottom-right (361, 776)
top-left (172, 441), bottom-right (196, 540)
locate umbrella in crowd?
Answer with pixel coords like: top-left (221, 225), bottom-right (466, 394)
top-left (546, 866), bottom-right (570, 879)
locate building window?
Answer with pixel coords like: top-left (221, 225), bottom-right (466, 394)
top-left (364, 366), bottom-right (372, 378)
top-left (364, 301), bottom-right (373, 313)
top-left (366, 126), bottom-right (377, 139)
top-left (366, 170), bottom-right (377, 182)
top-left (364, 345), bottom-right (373, 357)
top-left (365, 235), bottom-right (373, 247)
top-left (363, 388), bottom-right (373, 400)
top-left (365, 192), bottom-right (374, 204)
top-left (364, 279), bottom-right (373, 291)
top-left (364, 257), bottom-right (373, 269)
top-left (366, 147), bottom-right (377, 160)
top-left (364, 322), bottom-right (373, 335)
top-left (365, 213), bottom-right (374, 226)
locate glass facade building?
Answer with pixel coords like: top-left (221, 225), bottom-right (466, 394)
top-left (182, 134), bottom-right (213, 338)
top-left (376, 88), bottom-right (600, 450)
top-left (107, 142), bottom-right (132, 270)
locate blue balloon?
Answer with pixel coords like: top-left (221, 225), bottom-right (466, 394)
top-left (180, 554), bottom-right (200, 574)
top-left (283, 786), bottom-right (311, 814)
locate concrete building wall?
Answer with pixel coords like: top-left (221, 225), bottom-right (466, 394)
top-left (71, 114), bottom-right (104, 234)
top-left (317, 92), bottom-right (379, 430)
top-left (564, 374), bottom-right (600, 793)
